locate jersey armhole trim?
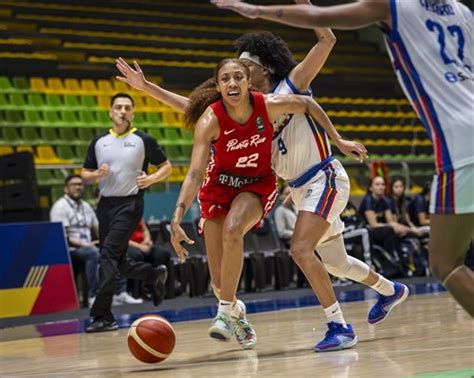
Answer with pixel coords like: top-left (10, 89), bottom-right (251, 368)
top-left (284, 77), bottom-right (312, 96)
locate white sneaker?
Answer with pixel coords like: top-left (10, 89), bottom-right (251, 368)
top-left (208, 313), bottom-right (233, 341)
top-left (112, 292), bottom-right (143, 306)
top-left (232, 300), bottom-right (257, 350)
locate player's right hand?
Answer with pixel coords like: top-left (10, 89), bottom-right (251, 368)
top-left (170, 222), bottom-right (194, 263)
top-left (115, 57), bottom-right (146, 91)
top-left (98, 163), bottom-right (110, 177)
top-left (336, 139), bottom-right (368, 163)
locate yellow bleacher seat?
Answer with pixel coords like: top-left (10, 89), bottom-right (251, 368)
top-left (81, 79), bottom-right (99, 95)
top-left (36, 145), bottom-right (72, 164)
top-left (30, 77), bottom-right (47, 93)
top-left (0, 146), bottom-right (14, 155)
top-left (97, 95), bottom-right (109, 109)
top-left (47, 78), bottom-right (65, 94)
top-left (64, 78), bottom-right (82, 94)
top-left (97, 79), bottom-right (115, 95)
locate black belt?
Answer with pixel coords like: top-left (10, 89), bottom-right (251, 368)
top-left (217, 173), bottom-right (260, 189)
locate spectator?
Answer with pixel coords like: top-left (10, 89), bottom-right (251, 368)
top-left (273, 184), bottom-right (297, 249)
top-left (359, 176), bottom-right (404, 264)
top-left (388, 177), bottom-right (425, 237)
top-left (408, 181), bottom-right (431, 228)
top-left (50, 174), bottom-right (100, 307)
top-left (340, 201), bottom-right (372, 269)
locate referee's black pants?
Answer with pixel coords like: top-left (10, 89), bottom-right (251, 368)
top-left (90, 194), bottom-right (156, 321)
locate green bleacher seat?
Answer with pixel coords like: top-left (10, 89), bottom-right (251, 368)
top-left (36, 170), bottom-right (58, 186)
top-left (95, 111), bottom-right (110, 127)
top-left (77, 128), bottom-right (94, 142)
top-left (0, 94), bottom-right (10, 109)
top-left (40, 127), bottom-right (60, 143)
top-left (56, 145), bottom-right (75, 160)
top-left (164, 145), bottom-right (185, 161)
top-left (163, 128), bottom-right (181, 144)
top-left (42, 110), bottom-right (62, 127)
top-left (148, 129), bottom-right (163, 142)
top-left (146, 112), bottom-right (163, 128)
top-left (63, 95), bottom-right (82, 110)
top-left (12, 77), bottom-right (30, 93)
top-left (2, 128), bottom-right (22, 145)
top-left (78, 109), bottom-right (98, 127)
top-left (4, 110), bottom-right (23, 126)
top-left (133, 113), bottom-right (147, 127)
top-left (9, 93), bottom-right (27, 109)
top-left (80, 95), bottom-right (97, 108)
top-left (75, 145), bottom-right (89, 159)
top-left (181, 145), bottom-right (192, 160)
top-left (59, 128), bottom-right (78, 144)
top-left (24, 109), bottom-right (44, 126)
top-left (179, 129), bottom-right (193, 144)
top-left (27, 93), bottom-right (47, 109)
top-left (21, 127), bottom-right (43, 144)
top-left (0, 76), bottom-right (15, 93)
top-left (60, 110), bottom-right (81, 127)
top-left (46, 94), bottom-right (64, 109)
top-left (51, 185), bottom-right (66, 202)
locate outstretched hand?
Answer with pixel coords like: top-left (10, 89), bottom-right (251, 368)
top-left (336, 139), bottom-right (368, 163)
top-left (115, 57), bottom-right (147, 91)
top-left (210, 0), bottom-right (259, 19)
top-left (170, 222), bottom-right (194, 263)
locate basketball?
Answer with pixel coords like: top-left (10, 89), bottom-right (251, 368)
top-left (127, 315), bottom-right (176, 364)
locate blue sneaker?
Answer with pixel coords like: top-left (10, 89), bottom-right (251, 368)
top-left (368, 282), bottom-right (409, 325)
top-left (314, 322), bottom-right (357, 352)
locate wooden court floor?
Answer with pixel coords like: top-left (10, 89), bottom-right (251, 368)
top-left (1, 292), bottom-right (473, 377)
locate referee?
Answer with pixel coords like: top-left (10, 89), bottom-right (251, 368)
top-left (82, 92), bottom-right (172, 333)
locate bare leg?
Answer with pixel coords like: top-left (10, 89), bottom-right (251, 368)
top-left (291, 211), bottom-right (336, 308)
top-left (203, 218), bottom-right (225, 299)
top-left (220, 192), bottom-right (264, 302)
top-left (429, 213), bottom-right (474, 317)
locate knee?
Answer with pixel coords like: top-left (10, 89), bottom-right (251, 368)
top-left (222, 222), bottom-right (244, 246)
top-left (290, 241), bottom-right (315, 266)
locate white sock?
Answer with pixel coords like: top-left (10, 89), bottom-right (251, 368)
top-left (230, 301), bottom-right (241, 318)
top-left (218, 300), bottom-right (233, 316)
top-left (370, 274), bottom-right (395, 296)
top-left (323, 302), bottom-right (346, 326)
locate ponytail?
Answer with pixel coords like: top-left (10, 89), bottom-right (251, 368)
top-left (184, 79), bottom-right (220, 130)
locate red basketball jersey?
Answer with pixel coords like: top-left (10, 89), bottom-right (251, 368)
top-left (202, 91), bottom-right (274, 191)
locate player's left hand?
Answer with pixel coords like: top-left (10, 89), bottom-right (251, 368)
top-left (210, 0), bottom-right (259, 19)
top-left (336, 139), bottom-right (368, 163)
top-left (136, 171), bottom-right (153, 189)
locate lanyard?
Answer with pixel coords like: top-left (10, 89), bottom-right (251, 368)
top-left (64, 195), bottom-right (88, 228)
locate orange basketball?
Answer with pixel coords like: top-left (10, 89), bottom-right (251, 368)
top-left (127, 314), bottom-right (176, 364)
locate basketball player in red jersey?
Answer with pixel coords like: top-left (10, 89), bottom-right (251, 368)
top-left (170, 58), bottom-right (367, 349)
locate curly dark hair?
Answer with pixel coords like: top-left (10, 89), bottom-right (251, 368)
top-left (184, 58), bottom-right (251, 129)
top-left (234, 31), bottom-right (297, 83)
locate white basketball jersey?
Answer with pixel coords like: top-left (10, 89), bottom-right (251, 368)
top-left (384, 0), bottom-right (473, 173)
top-left (270, 78), bottom-right (332, 181)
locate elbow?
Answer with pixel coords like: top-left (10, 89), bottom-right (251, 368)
top-left (163, 161), bottom-right (173, 179)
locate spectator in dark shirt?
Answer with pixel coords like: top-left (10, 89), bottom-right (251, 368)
top-left (408, 181), bottom-right (431, 228)
top-left (359, 176), bottom-right (403, 260)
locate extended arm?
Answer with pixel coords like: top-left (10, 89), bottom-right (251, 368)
top-left (116, 58), bottom-right (190, 113)
top-left (170, 109), bottom-right (219, 262)
top-left (265, 94), bottom-right (367, 161)
top-left (211, 0), bottom-right (391, 31)
top-left (288, 19), bottom-right (336, 92)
